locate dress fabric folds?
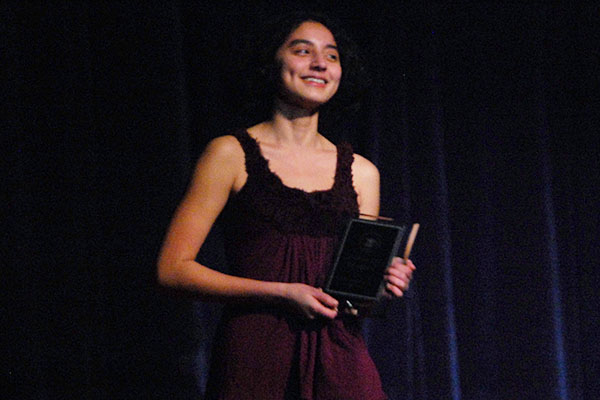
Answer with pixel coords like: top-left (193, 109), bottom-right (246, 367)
top-left (204, 130), bottom-right (387, 400)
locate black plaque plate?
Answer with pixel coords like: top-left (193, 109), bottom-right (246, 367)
top-left (325, 218), bottom-right (406, 302)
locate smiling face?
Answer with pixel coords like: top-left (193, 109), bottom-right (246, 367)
top-left (275, 21), bottom-right (342, 110)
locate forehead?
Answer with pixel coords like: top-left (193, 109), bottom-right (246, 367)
top-left (284, 21), bottom-right (337, 46)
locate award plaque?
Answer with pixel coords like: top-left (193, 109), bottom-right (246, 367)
top-left (325, 218), bottom-right (406, 302)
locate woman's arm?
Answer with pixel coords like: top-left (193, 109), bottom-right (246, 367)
top-left (351, 153), bottom-right (380, 218)
top-left (157, 136), bottom-right (338, 319)
top-left (352, 154), bottom-right (415, 298)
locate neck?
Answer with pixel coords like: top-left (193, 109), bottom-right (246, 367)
top-left (267, 99), bottom-right (321, 147)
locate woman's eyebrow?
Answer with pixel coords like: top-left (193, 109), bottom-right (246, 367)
top-left (288, 39), bottom-right (338, 50)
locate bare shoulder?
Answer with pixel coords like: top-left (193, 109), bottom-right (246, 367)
top-left (351, 153), bottom-right (380, 215)
top-left (352, 153), bottom-right (380, 182)
top-left (201, 135), bottom-right (244, 163)
top-left (188, 134), bottom-right (247, 193)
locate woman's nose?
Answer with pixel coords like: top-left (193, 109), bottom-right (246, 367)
top-left (310, 52), bottom-right (327, 70)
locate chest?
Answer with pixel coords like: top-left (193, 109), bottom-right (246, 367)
top-left (260, 146), bottom-right (338, 193)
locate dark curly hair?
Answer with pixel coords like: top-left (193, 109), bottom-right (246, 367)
top-left (241, 11), bottom-right (369, 124)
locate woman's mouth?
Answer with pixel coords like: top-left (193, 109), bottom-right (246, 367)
top-left (303, 77), bottom-right (327, 85)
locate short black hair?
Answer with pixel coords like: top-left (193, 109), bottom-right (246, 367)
top-left (241, 11), bottom-right (369, 123)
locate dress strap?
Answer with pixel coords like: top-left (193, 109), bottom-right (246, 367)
top-left (334, 141), bottom-right (355, 192)
top-left (232, 130), bottom-right (270, 179)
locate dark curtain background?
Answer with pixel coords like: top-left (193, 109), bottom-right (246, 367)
top-left (4, 1), bottom-right (599, 399)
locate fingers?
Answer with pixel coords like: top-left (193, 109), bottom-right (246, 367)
top-left (341, 306), bottom-right (359, 316)
top-left (311, 288), bottom-right (338, 319)
top-left (314, 288), bottom-right (339, 309)
top-left (384, 258), bottom-right (416, 298)
top-left (385, 281), bottom-right (405, 297)
top-left (311, 301), bottom-right (338, 320)
top-left (384, 274), bottom-right (409, 293)
top-left (391, 257), bottom-right (416, 270)
top-left (286, 284), bottom-right (338, 320)
top-left (387, 258), bottom-right (415, 278)
top-left (384, 267), bottom-right (411, 289)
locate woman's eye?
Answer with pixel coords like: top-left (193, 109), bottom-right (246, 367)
top-left (327, 54), bottom-right (339, 61)
top-left (294, 48), bottom-right (309, 55)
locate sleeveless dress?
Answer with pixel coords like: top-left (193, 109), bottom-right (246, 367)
top-left (204, 130), bottom-right (387, 400)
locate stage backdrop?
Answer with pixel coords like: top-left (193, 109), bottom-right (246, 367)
top-left (4, 2), bottom-right (599, 399)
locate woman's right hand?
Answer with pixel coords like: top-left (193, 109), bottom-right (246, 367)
top-left (283, 283), bottom-right (339, 320)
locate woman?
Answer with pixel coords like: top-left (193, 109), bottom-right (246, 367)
top-left (158, 12), bottom-right (415, 400)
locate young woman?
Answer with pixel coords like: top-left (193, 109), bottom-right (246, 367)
top-left (157, 12), bottom-right (415, 400)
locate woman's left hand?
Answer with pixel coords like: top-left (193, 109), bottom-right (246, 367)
top-left (380, 257), bottom-right (416, 299)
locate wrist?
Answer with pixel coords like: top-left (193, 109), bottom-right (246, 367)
top-left (269, 281), bottom-right (290, 304)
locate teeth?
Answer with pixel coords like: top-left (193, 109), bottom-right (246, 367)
top-left (304, 77), bottom-right (326, 84)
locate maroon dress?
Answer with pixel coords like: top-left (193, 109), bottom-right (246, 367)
top-left (204, 130), bottom-right (387, 400)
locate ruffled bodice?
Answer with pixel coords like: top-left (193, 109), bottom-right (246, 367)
top-left (225, 129), bottom-right (359, 237)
